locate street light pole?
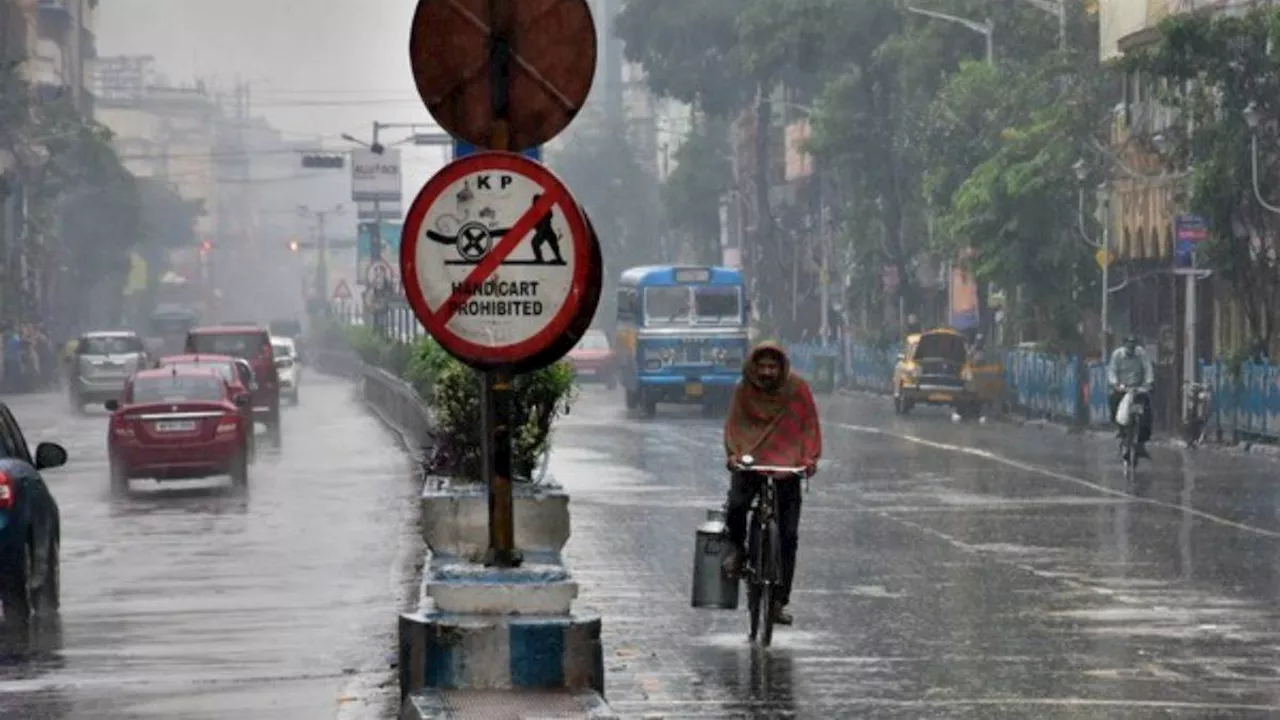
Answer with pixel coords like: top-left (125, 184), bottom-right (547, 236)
top-left (298, 204), bottom-right (343, 311)
top-left (1019, 0), bottom-right (1067, 50)
top-left (1244, 103), bottom-right (1280, 215)
top-left (906, 6), bottom-right (994, 64)
top-left (340, 123), bottom-right (452, 333)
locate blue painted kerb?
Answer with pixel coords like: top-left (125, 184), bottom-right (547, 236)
top-left (510, 620), bottom-right (565, 688)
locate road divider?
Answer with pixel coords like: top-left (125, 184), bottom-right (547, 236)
top-left (312, 341), bottom-right (612, 717)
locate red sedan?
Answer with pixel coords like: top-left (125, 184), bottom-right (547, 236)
top-left (105, 367), bottom-right (251, 493)
top-left (567, 329), bottom-right (616, 388)
top-left (155, 353), bottom-right (257, 456)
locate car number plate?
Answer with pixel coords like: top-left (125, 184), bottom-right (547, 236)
top-left (686, 382), bottom-right (704, 398)
top-left (928, 393), bottom-right (951, 402)
top-left (154, 420), bottom-right (197, 433)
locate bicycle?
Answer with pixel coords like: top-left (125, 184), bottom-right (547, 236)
top-left (731, 455), bottom-right (806, 648)
top-left (1115, 386), bottom-right (1149, 486)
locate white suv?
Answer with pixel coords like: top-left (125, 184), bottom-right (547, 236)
top-left (271, 336), bottom-right (300, 405)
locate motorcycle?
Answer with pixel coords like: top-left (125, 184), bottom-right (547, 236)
top-left (1183, 381), bottom-right (1212, 449)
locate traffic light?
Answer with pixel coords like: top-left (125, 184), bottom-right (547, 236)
top-left (301, 154), bottom-right (344, 169)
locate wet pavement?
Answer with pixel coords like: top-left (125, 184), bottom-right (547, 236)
top-left (556, 386), bottom-right (1280, 718)
top-left (0, 374), bottom-right (422, 720)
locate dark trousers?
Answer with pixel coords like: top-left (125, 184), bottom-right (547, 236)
top-left (1109, 390), bottom-right (1152, 443)
top-left (726, 473), bottom-right (803, 607)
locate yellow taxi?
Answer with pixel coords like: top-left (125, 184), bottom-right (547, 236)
top-left (892, 328), bottom-right (982, 418)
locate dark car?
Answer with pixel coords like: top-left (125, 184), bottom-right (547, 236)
top-left (184, 326), bottom-right (280, 441)
top-left (106, 368), bottom-right (251, 493)
top-left (0, 402), bottom-right (68, 625)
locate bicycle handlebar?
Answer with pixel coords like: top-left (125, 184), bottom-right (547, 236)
top-left (733, 464), bottom-right (807, 475)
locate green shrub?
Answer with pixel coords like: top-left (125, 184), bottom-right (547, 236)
top-left (345, 325), bottom-right (389, 366)
top-left (330, 326), bottom-right (576, 482)
top-left (430, 356), bottom-right (576, 482)
top-left (404, 338), bottom-right (453, 398)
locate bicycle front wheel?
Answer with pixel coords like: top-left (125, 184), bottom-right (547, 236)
top-left (746, 520), bottom-right (763, 641)
top-left (760, 519), bottom-right (782, 648)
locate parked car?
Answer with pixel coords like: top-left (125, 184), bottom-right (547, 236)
top-left (567, 329), bottom-right (616, 388)
top-left (892, 327), bottom-right (980, 419)
top-left (0, 401), bottom-right (68, 625)
top-left (270, 337), bottom-right (300, 405)
top-left (154, 354), bottom-right (257, 457)
top-left (184, 326), bottom-right (281, 442)
top-left (105, 367), bottom-right (251, 493)
top-left (67, 331), bottom-right (150, 413)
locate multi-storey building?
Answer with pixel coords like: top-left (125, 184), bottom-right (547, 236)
top-left (29, 0), bottom-right (97, 113)
top-left (1099, 0), bottom-right (1268, 426)
top-left (94, 70), bottom-right (221, 240)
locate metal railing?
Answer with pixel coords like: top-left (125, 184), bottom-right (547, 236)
top-left (788, 338), bottom-right (1280, 444)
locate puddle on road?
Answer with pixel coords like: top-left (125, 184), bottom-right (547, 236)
top-left (695, 630), bottom-right (835, 652)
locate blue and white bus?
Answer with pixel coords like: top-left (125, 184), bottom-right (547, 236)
top-left (614, 265), bottom-right (749, 417)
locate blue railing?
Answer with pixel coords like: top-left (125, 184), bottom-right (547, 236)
top-left (1200, 361), bottom-right (1280, 442)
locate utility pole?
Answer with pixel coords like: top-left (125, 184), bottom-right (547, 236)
top-left (298, 204), bottom-right (343, 310)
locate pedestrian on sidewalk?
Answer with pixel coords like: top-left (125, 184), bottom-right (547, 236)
top-left (721, 342), bottom-right (822, 628)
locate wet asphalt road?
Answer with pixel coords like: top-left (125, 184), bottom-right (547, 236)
top-left (556, 385), bottom-right (1280, 718)
top-left (0, 374), bottom-right (422, 720)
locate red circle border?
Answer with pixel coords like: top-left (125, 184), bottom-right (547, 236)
top-left (399, 151), bottom-right (592, 367)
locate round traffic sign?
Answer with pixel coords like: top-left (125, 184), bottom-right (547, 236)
top-left (408, 0), bottom-right (597, 150)
top-left (400, 151), bottom-right (600, 370)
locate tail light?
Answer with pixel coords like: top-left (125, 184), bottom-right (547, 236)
top-left (0, 472), bottom-right (14, 510)
top-left (216, 414), bottom-right (239, 435)
top-left (111, 415), bottom-right (135, 439)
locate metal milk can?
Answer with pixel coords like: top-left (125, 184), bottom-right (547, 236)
top-left (691, 508), bottom-right (739, 609)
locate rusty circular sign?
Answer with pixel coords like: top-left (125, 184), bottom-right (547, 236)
top-left (409, 0), bottom-right (598, 151)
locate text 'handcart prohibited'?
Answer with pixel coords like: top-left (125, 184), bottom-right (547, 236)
top-left (400, 151), bottom-right (598, 369)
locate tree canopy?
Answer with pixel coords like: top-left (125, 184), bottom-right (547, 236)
top-left (614, 0), bottom-right (1113, 344)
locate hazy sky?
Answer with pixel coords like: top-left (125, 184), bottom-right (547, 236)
top-left (97, 0), bottom-right (448, 199)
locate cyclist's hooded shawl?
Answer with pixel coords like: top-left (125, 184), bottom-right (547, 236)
top-left (724, 342), bottom-right (822, 469)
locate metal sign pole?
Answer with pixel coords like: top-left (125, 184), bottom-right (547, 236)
top-left (483, 0), bottom-right (520, 569)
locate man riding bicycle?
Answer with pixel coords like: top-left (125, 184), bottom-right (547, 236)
top-left (721, 342), bottom-right (822, 627)
top-left (1108, 334), bottom-right (1155, 460)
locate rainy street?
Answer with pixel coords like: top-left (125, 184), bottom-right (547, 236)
top-left (558, 386), bottom-right (1280, 719)
top-left (0, 375), bottom-right (422, 720)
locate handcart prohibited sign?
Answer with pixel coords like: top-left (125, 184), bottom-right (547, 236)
top-left (400, 151), bottom-right (600, 370)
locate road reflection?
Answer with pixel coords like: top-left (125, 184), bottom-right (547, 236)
top-left (108, 484), bottom-right (250, 517)
top-left (699, 645), bottom-right (796, 717)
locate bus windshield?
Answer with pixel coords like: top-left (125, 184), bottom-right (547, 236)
top-left (644, 287), bottom-right (690, 324)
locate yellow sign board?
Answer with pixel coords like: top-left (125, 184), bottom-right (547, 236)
top-left (1095, 248), bottom-right (1113, 268)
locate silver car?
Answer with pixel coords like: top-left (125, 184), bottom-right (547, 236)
top-left (69, 331), bottom-right (148, 412)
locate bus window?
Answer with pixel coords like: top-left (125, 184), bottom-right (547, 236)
top-left (644, 286), bottom-right (690, 324)
top-left (694, 287), bottom-right (741, 321)
top-left (616, 288), bottom-right (636, 323)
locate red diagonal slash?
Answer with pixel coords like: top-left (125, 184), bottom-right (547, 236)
top-left (436, 186), bottom-right (564, 325)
